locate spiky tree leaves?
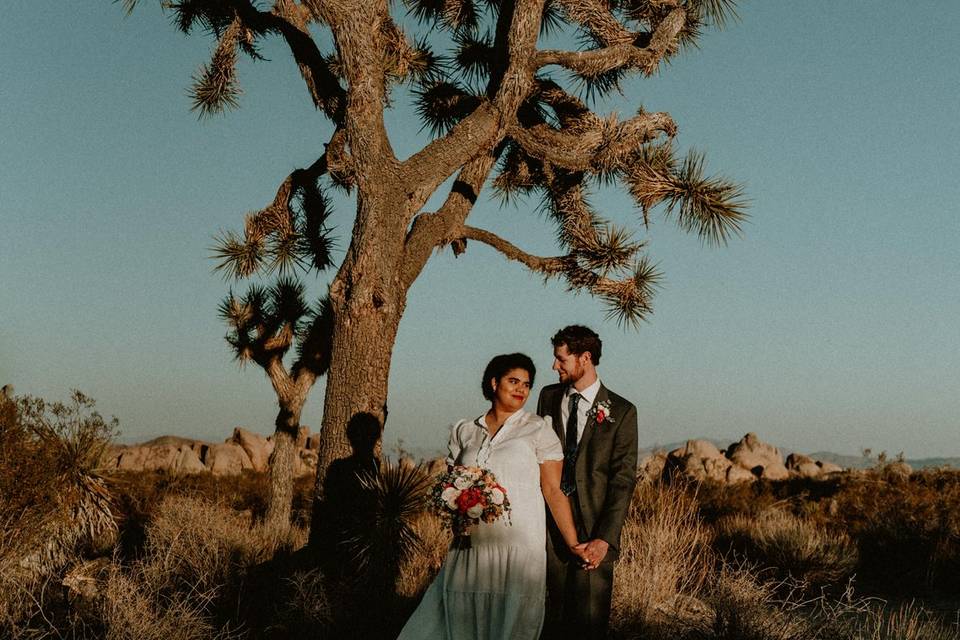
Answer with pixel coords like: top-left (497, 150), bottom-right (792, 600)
top-left (415, 82), bottom-right (483, 136)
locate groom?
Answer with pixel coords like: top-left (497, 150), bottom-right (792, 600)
top-left (538, 325), bottom-right (638, 640)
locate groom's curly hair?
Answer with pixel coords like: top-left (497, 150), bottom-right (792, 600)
top-left (551, 325), bottom-right (602, 365)
top-left (482, 353), bottom-right (536, 401)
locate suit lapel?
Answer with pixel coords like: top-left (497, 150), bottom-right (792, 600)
top-left (551, 387), bottom-right (565, 445)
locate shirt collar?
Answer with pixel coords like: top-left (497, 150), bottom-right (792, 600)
top-left (566, 377), bottom-right (601, 405)
top-left (474, 408), bottom-right (526, 428)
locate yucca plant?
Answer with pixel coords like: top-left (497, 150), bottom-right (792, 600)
top-left (343, 460), bottom-right (433, 579)
top-left (0, 390), bottom-right (118, 630)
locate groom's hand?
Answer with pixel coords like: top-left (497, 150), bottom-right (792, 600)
top-left (583, 539), bottom-right (609, 567)
top-left (570, 543), bottom-right (595, 570)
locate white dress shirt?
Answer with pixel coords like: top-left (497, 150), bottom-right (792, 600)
top-left (560, 377), bottom-right (602, 445)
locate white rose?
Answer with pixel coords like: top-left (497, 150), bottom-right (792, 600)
top-left (467, 504), bottom-right (484, 519)
top-left (489, 488), bottom-right (504, 505)
top-left (441, 487), bottom-right (459, 509)
top-left (453, 476), bottom-right (472, 490)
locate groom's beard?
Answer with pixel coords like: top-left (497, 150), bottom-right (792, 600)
top-left (559, 363), bottom-right (586, 385)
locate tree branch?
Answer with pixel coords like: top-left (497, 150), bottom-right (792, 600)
top-left (535, 6), bottom-right (686, 77)
top-left (458, 225), bottom-right (660, 327)
top-left (399, 0), bottom-right (549, 220)
top-left (509, 110), bottom-right (676, 173)
top-left (400, 103), bottom-right (501, 216)
top-left (245, 129), bottom-right (346, 241)
top-left (460, 226), bottom-right (566, 273)
top-left (556, 0), bottom-right (636, 46)
top-left (202, 0), bottom-right (346, 122)
top-left (400, 152), bottom-right (498, 288)
top-left (267, 2), bottom-right (346, 122)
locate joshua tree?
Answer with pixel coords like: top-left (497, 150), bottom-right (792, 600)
top-left (122, 0), bottom-right (747, 536)
top-left (218, 277), bottom-right (333, 531)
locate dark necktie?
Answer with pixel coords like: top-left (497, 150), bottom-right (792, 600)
top-left (561, 392), bottom-right (580, 495)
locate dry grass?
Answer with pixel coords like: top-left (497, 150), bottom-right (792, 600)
top-left (855, 603), bottom-right (960, 640)
top-left (101, 565), bottom-right (232, 640)
top-left (395, 510), bottom-right (450, 600)
top-left (694, 566), bottom-right (812, 640)
top-left (99, 494), bottom-right (310, 640)
top-left (612, 481), bottom-right (714, 635)
top-left (715, 509), bottom-right (858, 587)
top-left (4, 390), bottom-right (959, 640)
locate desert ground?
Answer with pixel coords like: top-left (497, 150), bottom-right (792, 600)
top-left (3, 391), bottom-right (959, 639)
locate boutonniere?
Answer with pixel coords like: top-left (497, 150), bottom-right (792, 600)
top-left (587, 400), bottom-right (614, 425)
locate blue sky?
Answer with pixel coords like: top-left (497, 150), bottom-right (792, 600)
top-left (2, 2), bottom-right (958, 458)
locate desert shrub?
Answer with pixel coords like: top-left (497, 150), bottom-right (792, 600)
top-left (137, 494), bottom-right (304, 600)
top-left (111, 470), bottom-right (272, 557)
top-left (342, 461), bottom-right (433, 577)
top-left (316, 459), bottom-right (434, 639)
top-left (802, 593), bottom-right (960, 640)
top-left (693, 477), bottom-right (846, 526)
top-left (696, 566), bottom-right (813, 640)
top-left (101, 564), bottom-right (237, 640)
top-left (832, 470), bottom-right (960, 592)
top-left (0, 390), bottom-right (118, 633)
top-left (100, 493), bottom-right (311, 638)
top-left (714, 509), bottom-right (858, 587)
top-left (612, 481), bottom-right (715, 637)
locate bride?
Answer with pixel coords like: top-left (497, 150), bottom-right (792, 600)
top-left (398, 353), bottom-right (591, 639)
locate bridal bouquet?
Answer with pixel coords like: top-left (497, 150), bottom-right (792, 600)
top-left (429, 465), bottom-right (511, 544)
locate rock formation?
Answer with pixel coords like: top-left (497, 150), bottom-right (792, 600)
top-left (105, 426), bottom-right (318, 477)
top-left (640, 433), bottom-right (850, 485)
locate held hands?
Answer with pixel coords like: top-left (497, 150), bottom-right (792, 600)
top-left (569, 543), bottom-right (593, 569)
top-left (569, 539), bottom-right (609, 570)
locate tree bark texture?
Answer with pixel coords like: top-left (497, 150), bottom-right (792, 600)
top-left (265, 402), bottom-right (304, 532)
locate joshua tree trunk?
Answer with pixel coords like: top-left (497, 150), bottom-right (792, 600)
top-left (310, 186), bottom-right (411, 545)
top-left (265, 402), bottom-right (305, 532)
top-left (314, 305), bottom-right (401, 479)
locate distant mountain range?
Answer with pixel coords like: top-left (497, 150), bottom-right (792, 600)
top-left (807, 451), bottom-right (960, 470)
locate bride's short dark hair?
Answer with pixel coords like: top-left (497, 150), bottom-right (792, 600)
top-left (482, 353), bottom-right (536, 401)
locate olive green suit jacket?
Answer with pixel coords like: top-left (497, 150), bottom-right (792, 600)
top-left (537, 382), bottom-right (638, 556)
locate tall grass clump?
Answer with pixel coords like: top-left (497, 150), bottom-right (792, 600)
top-left (854, 602), bottom-right (960, 640)
top-left (100, 493), bottom-right (309, 639)
top-left (695, 566), bottom-right (813, 640)
top-left (612, 481), bottom-right (715, 636)
top-left (715, 509), bottom-right (858, 588)
top-left (395, 509), bottom-right (450, 600)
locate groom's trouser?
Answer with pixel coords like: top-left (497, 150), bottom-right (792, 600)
top-left (542, 521), bottom-right (614, 640)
